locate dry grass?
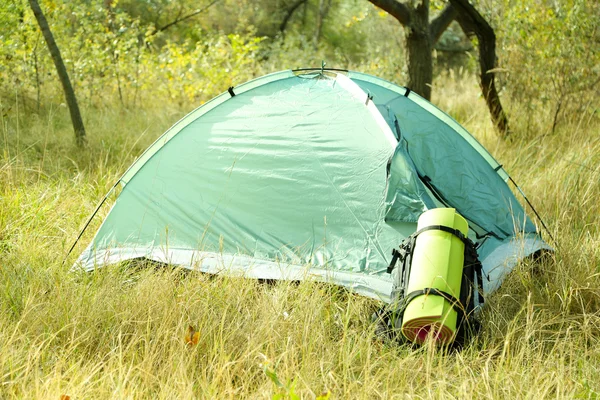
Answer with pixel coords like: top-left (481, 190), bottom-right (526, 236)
top-left (1, 77), bottom-right (599, 399)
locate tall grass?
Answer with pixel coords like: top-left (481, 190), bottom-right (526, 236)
top-left (1, 76), bottom-right (599, 399)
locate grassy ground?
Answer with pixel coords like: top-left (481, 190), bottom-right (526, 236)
top-left (1, 79), bottom-right (599, 399)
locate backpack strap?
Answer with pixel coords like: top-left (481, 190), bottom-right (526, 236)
top-left (387, 248), bottom-right (403, 274)
top-left (412, 224), bottom-right (469, 244)
top-left (387, 224), bottom-right (472, 274)
top-left (401, 288), bottom-right (463, 313)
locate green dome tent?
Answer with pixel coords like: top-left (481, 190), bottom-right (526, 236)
top-left (73, 69), bottom-right (551, 303)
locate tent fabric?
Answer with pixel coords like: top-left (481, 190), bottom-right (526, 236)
top-left (349, 73), bottom-right (536, 237)
top-left (75, 69), bottom-right (550, 303)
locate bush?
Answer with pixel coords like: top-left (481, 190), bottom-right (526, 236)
top-left (498, 0), bottom-right (600, 135)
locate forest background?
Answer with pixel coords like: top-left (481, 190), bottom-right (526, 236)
top-left (1, 0), bottom-right (599, 398)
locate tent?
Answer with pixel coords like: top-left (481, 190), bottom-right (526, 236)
top-left (73, 69), bottom-right (551, 303)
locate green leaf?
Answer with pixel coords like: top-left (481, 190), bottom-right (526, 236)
top-left (264, 366), bottom-right (284, 389)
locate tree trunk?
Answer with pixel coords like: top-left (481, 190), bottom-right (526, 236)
top-left (369, 0), bottom-right (506, 132)
top-left (368, 0), bottom-right (454, 101)
top-left (405, 1), bottom-right (432, 100)
top-left (406, 31), bottom-right (432, 99)
top-left (28, 0), bottom-right (86, 145)
top-left (450, 0), bottom-right (509, 137)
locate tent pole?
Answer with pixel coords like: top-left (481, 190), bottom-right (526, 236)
top-left (508, 176), bottom-right (557, 246)
top-left (62, 180), bottom-right (121, 265)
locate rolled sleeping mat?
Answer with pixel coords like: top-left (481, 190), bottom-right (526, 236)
top-left (401, 208), bottom-right (468, 344)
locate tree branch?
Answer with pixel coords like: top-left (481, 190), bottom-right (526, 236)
top-left (150, 0), bottom-right (221, 36)
top-left (450, 0), bottom-right (494, 40)
top-left (280, 0), bottom-right (308, 34)
top-left (367, 0), bottom-right (411, 26)
top-left (429, 4), bottom-right (457, 44)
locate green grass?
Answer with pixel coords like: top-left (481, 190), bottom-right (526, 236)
top-left (1, 79), bottom-right (599, 399)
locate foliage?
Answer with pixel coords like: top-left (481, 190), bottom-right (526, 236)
top-left (0, 0), bottom-right (266, 109)
top-left (0, 0), bottom-right (414, 110)
top-left (2, 0), bottom-right (598, 138)
top-left (498, 0), bottom-right (600, 134)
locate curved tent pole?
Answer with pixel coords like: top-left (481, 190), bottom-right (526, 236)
top-left (63, 180), bottom-right (121, 265)
top-left (507, 176), bottom-right (557, 246)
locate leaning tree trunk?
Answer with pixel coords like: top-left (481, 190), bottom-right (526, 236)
top-left (29, 0), bottom-right (86, 146)
top-left (450, 0), bottom-right (509, 137)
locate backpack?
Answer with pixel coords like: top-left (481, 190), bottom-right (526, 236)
top-left (373, 225), bottom-right (485, 347)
